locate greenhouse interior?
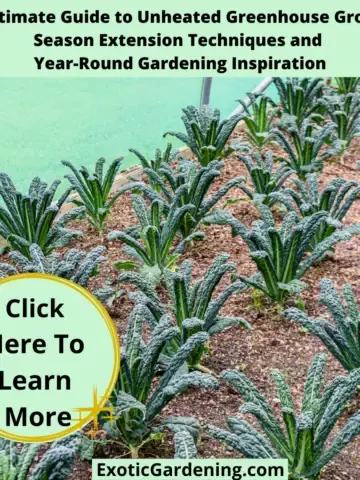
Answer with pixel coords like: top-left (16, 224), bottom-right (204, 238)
top-left (0, 76), bottom-right (360, 479)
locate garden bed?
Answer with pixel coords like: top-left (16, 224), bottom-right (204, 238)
top-left (64, 130), bottom-right (360, 479)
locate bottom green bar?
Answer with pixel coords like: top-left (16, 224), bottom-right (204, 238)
top-left (92, 459), bottom-right (288, 480)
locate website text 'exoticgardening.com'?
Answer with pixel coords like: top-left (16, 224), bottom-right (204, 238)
top-left (92, 459), bottom-right (288, 480)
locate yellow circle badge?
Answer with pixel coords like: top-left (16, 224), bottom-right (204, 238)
top-left (0, 274), bottom-right (120, 442)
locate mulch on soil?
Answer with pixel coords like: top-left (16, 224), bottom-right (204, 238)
top-left (7, 130), bottom-right (360, 478)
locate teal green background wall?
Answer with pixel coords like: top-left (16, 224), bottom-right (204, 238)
top-left (0, 77), bottom-right (275, 190)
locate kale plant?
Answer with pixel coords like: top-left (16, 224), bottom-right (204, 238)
top-left (271, 118), bottom-right (338, 180)
top-left (108, 194), bottom-right (204, 285)
top-left (129, 143), bottom-right (178, 192)
top-left (0, 174), bottom-right (84, 259)
top-left (335, 77), bottom-right (360, 95)
top-left (237, 151), bottom-right (294, 206)
top-left (174, 431), bottom-right (198, 459)
top-left (0, 244), bottom-right (113, 303)
top-left (237, 92), bottom-right (279, 150)
top-left (163, 105), bottom-right (244, 166)
top-left (286, 279), bottom-right (360, 371)
top-left (204, 204), bottom-right (360, 305)
top-left (274, 77), bottom-right (324, 125)
top-left (208, 354), bottom-right (360, 480)
top-left (100, 304), bottom-right (218, 458)
top-left (139, 158), bottom-right (245, 238)
top-left (119, 253), bottom-right (250, 372)
top-left (0, 434), bottom-right (80, 479)
top-left (270, 174), bottom-right (360, 250)
top-left (318, 93), bottom-right (360, 152)
top-left (62, 157), bottom-right (137, 232)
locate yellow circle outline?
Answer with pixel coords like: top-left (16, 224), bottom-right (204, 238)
top-left (0, 273), bottom-right (120, 443)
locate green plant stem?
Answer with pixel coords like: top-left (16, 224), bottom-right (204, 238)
top-left (193, 364), bottom-right (215, 376)
top-left (130, 446), bottom-right (139, 459)
top-left (278, 291), bottom-right (286, 307)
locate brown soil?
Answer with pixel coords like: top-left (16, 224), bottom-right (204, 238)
top-left (3, 131), bottom-right (360, 479)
